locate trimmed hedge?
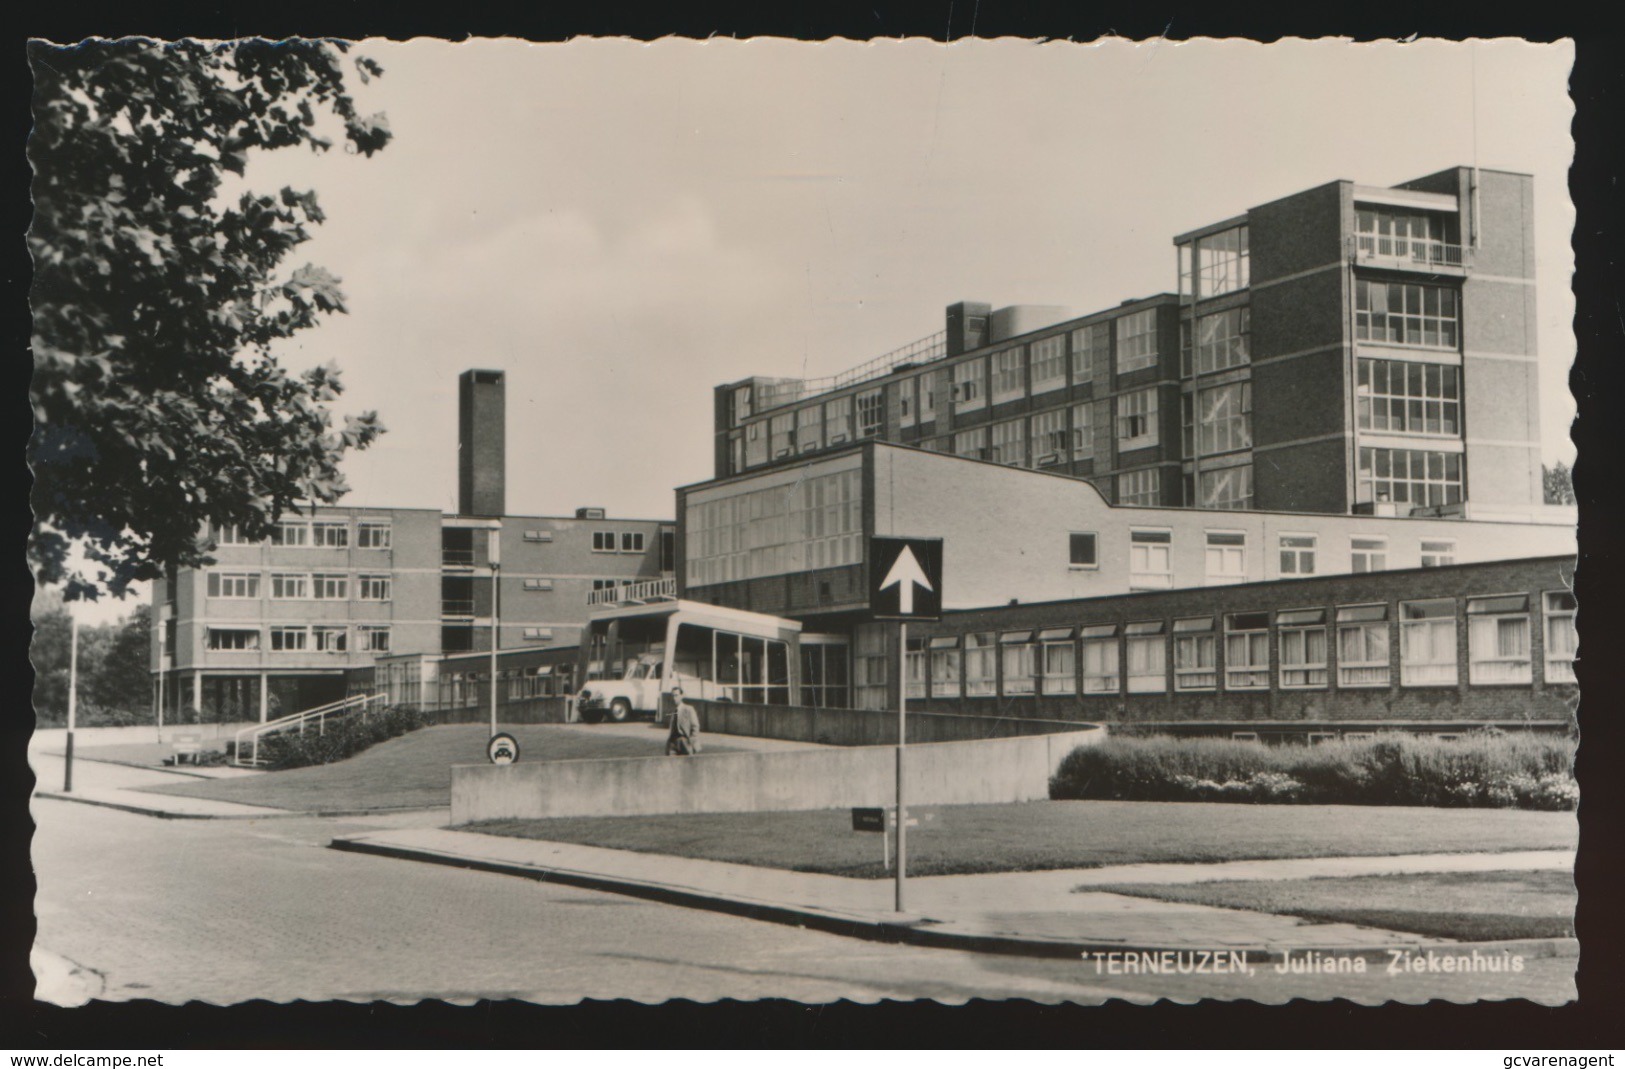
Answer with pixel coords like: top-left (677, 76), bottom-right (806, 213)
top-left (1050, 732), bottom-right (1577, 810)
top-left (253, 705), bottom-right (430, 770)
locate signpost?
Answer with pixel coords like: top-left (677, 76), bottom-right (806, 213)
top-left (488, 528), bottom-right (502, 738)
top-left (868, 536), bottom-right (944, 913)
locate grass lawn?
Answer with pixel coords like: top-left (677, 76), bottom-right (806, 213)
top-left (1094, 870), bottom-right (1576, 941)
top-left (467, 800), bottom-right (1579, 879)
top-left (138, 724), bottom-right (745, 812)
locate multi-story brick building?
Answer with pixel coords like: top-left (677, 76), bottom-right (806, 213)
top-left (712, 167), bottom-right (1545, 518)
top-left (150, 370), bottom-right (675, 722)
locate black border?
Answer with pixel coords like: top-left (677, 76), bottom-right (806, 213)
top-left (9, 5), bottom-right (1624, 1050)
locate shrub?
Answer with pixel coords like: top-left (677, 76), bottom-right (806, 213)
top-left (1051, 732), bottom-right (1576, 810)
top-left (255, 705), bottom-right (429, 770)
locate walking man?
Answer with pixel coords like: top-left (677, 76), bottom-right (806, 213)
top-left (666, 686), bottom-right (701, 756)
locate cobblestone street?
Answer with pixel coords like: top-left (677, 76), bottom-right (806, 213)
top-left (30, 786), bottom-right (1576, 1005)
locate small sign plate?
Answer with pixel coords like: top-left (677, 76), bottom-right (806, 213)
top-left (487, 732), bottom-right (520, 765)
top-left (851, 807), bottom-right (886, 833)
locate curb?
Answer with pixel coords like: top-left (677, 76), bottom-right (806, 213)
top-left (328, 835), bottom-right (1580, 964)
top-left (35, 790), bottom-right (294, 821)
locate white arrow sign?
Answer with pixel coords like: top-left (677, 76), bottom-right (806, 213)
top-left (880, 545), bottom-right (934, 615)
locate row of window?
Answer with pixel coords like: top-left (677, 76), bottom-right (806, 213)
top-left (206, 572), bottom-right (394, 601)
top-left (590, 531), bottom-right (647, 553)
top-left (904, 591), bottom-right (1575, 700)
top-left (206, 625), bottom-right (392, 653)
top-left (1177, 224), bottom-right (1251, 302)
top-left (1067, 528), bottom-right (1460, 590)
top-left (686, 468), bottom-right (865, 586)
top-left (212, 521), bottom-right (393, 549)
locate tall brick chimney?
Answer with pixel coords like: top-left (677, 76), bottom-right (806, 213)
top-left (458, 369), bottom-right (506, 517)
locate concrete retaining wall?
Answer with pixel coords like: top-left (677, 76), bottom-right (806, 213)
top-left (450, 726), bottom-right (1104, 824)
top-left (424, 697), bottom-right (570, 726)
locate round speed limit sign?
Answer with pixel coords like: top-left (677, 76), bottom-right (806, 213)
top-left (487, 732), bottom-right (520, 765)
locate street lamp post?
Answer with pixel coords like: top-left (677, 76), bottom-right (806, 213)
top-left (488, 528), bottom-right (501, 738)
top-left (64, 609), bottom-right (79, 792)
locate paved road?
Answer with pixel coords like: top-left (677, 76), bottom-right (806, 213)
top-left (28, 746), bottom-right (1575, 1005)
top-left (27, 797), bottom-right (1572, 1006)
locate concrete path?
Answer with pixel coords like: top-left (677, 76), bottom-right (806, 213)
top-left (334, 827), bottom-right (1577, 961)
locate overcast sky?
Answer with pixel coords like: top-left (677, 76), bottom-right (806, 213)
top-left (73, 36), bottom-right (1578, 622)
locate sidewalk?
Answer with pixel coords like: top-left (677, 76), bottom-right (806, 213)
top-left (30, 749), bottom-right (294, 820)
top-left (332, 826), bottom-right (1578, 962)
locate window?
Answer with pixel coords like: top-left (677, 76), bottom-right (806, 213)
top-left (357, 522), bottom-right (392, 549)
top-left (1337, 604), bottom-right (1391, 687)
top-left (1071, 403), bottom-right (1095, 460)
top-left (270, 573), bottom-right (309, 600)
top-left (1198, 465), bottom-right (1253, 510)
top-left (919, 374), bottom-right (940, 424)
top-left (312, 522), bottom-right (349, 548)
top-left (1197, 382), bottom-right (1252, 454)
top-left (929, 636), bottom-right (962, 698)
top-left (591, 579), bottom-right (617, 592)
top-left (522, 578), bottom-right (555, 591)
top-left (1420, 540), bottom-right (1456, 568)
top-left (1173, 617), bottom-right (1217, 691)
top-left (1357, 359), bottom-right (1461, 436)
top-left (964, 632), bottom-right (997, 697)
top-left (1400, 599), bottom-right (1458, 686)
top-left (856, 389), bottom-right (885, 438)
top-left (270, 521), bottom-right (309, 547)
top-left (1030, 336), bottom-right (1066, 393)
top-left (622, 532), bottom-right (645, 553)
top-left (1069, 532), bottom-right (1099, 568)
top-left (904, 637), bottom-right (927, 700)
top-left (1180, 225), bottom-right (1250, 299)
top-left (312, 574), bottom-right (349, 600)
top-left (1031, 409), bottom-right (1067, 466)
top-left (522, 628), bottom-right (555, 642)
top-left (207, 629), bottom-right (260, 651)
top-left (1280, 535), bottom-right (1317, 576)
top-left (1205, 531), bottom-right (1247, 584)
top-left (770, 412), bottom-right (795, 458)
top-left (1115, 310), bottom-right (1159, 373)
top-left (212, 523), bottom-right (251, 546)
top-left (744, 420), bottom-right (768, 467)
top-left (1356, 208), bottom-right (1461, 264)
top-left (1116, 389), bottom-right (1159, 449)
top-left (1039, 628), bottom-right (1076, 695)
top-left (953, 427), bottom-right (988, 461)
top-left (990, 420), bottom-right (1026, 466)
top-left (1278, 609), bottom-right (1329, 688)
top-left (732, 385), bottom-right (753, 425)
top-left (357, 626), bottom-right (391, 653)
top-left (1191, 307), bottom-right (1251, 375)
top-left (1071, 323), bottom-right (1109, 382)
top-left (1224, 612), bottom-right (1270, 689)
top-left (1080, 624), bottom-right (1121, 694)
top-left (1355, 280), bottom-right (1460, 348)
top-left (206, 572), bottom-right (260, 599)
top-left (825, 396), bottom-right (854, 443)
top-left (992, 348), bottom-right (1025, 404)
top-left (952, 358), bottom-right (985, 413)
top-left (797, 405), bottom-right (824, 452)
top-left (592, 532), bottom-right (616, 552)
top-left (1467, 595), bottom-right (1532, 684)
top-left (898, 378), bottom-right (916, 428)
top-left (1544, 591), bottom-right (1577, 684)
top-left (523, 529), bottom-right (554, 543)
top-left (1130, 529), bottom-right (1172, 589)
top-left (1000, 631), bottom-right (1037, 696)
top-left (270, 626), bottom-right (309, 652)
top-left (685, 467), bottom-right (862, 586)
top-left (356, 574), bottom-right (391, 601)
top-left (313, 626), bottom-right (348, 653)
top-left (1351, 537), bottom-right (1388, 573)
top-left (1125, 621), bottom-right (1167, 693)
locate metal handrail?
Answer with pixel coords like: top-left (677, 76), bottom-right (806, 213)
top-left (1354, 235), bottom-right (1466, 268)
top-left (442, 598), bottom-right (476, 616)
top-left (754, 331), bottom-right (948, 413)
top-left (231, 692), bottom-right (385, 767)
top-left (587, 576), bottom-right (678, 607)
